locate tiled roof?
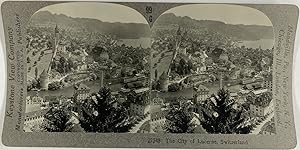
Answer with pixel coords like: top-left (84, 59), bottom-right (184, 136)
top-left (75, 83), bottom-right (90, 90)
top-left (151, 110), bottom-right (167, 120)
top-left (134, 87), bottom-right (150, 94)
top-left (252, 89), bottom-right (268, 95)
top-left (194, 84), bottom-right (209, 92)
top-left (139, 120), bottom-right (150, 131)
top-left (25, 108), bottom-right (50, 119)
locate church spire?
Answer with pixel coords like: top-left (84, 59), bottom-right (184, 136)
top-left (177, 26), bottom-right (181, 36)
top-left (55, 24), bottom-right (59, 34)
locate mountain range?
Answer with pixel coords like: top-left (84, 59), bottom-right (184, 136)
top-left (29, 11), bottom-right (151, 39)
top-left (154, 13), bottom-right (274, 41)
top-left (29, 11), bottom-right (274, 41)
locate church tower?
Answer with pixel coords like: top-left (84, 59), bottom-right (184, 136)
top-left (48, 25), bottom-right (60, 73)
top-left (219, 73), bottom-right (223, 89)
top-left (40, 69), bottom-right (49, 90)
top-left (159, 71), bottom-right (169, 92)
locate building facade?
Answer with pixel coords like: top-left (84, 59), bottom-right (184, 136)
top-left (39, 69), bottom-right (49, 90)
top-left (74, 83), bottom-right (90, 102)
top-left (193, 85), bottom-right (209, 104)
top-left (149, 110), bottom-right (167, 133)
top-left (24, 109), bottom-right (49, 132)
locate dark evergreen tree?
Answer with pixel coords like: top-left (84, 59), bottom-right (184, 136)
top-left (164, 103), bottom-right (194, 133)
top-left (200, 88), bottom-right (251, 134)
top-left (42, 107), bottom-right (73, 132)
top-left (79, 87), bottom-right (132, 132)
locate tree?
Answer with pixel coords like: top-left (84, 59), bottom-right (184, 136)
top-left (79, 87), bottom-right (132, 132)
top-left (164, 103), bottom-right (195, 133)
top-left (168, 83), bottom-right (182, 92)
top-left (48, 81), bottom-right (62, 91)
top-left (155, 69), bottom-right (158, 81)
top-left (42, 107), bottom-right (73, 132)
top-left (200, 88), bottom-right (251, 134)
top-left (27, 57), bottom-right (31, 63)
top-left (59, 57), bottom-right (66, 73)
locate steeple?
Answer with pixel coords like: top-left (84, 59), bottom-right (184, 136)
top-left (55, 24), bottom-right (59, 34)
top-left (48, 25), bottom-right (60, 73)
top-left (40, 69), bottom-right (49, 90)
top-left (219, 73), bottom-right (223, 89)
top-left (176, 26), bottom-right (181, 36)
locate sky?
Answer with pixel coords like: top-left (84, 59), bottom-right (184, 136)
top-left (38, 3), bottom-right (272, 26)
top-left (38, 2), bottom-right (148, 24)
top-left (166, 4), bottom-right (273, 26)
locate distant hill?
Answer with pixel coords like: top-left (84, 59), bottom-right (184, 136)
top-left (29, 11), bottom-right (274, 41)
top-left (29, 11), bottom-right (151, 39)
top-left (154, 13), bottom-right (274, 41)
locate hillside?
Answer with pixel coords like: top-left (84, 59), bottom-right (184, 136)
top-left (29, 11), bottom-right (151, 39)
top-left (154, 13), bottom-right (274, 41)
top-left (29, 11), bottom-right (274, 41)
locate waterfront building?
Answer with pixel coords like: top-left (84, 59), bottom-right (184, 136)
top-left (26, 94), bottom-right (44, 113)
top-left (193, 85), bottom-right (209, 104)
top-left (158, 71), bottom-right (169, 92)
top-left (129, 87), bottom-right (150, 116)
top-left (74, 83), bottom-right (90, 102)
top-left (24, 108), bottom-right (50, 132)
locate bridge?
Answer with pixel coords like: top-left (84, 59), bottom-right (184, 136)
top-left (50, 71), bottom-right (93, 83)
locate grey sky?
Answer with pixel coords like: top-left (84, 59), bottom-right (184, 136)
top-left (38, 2), bottom-right (148, 24)
top-left (165, 4), bottom-right (273, 26)
top-left (38, 3), bottom-right (272, 26)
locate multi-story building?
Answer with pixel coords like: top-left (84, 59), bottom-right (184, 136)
top-left (158, 71), bottom-right (169, 92)
top-left (39, 69), bottom-right (49, 90)
top-left (26, 93), bottom-right (46, 113)
top-left (150, 110), bottom-right (167, 133)
top-left (24, 108), bottom-right (50, 132)
top-left (73, 83), bottom-right (90, 102)
top-left (249, 92), bottom-right (273, 117)
top-left (26, 94), bottom-right (44, 105)
top-left (263, 77), bottom-right (273, 92)
top-left (193, 85), bottom-right (209, 104)
top-left (151, 96), bottom-right (164, 113)
top-left (260, 121), bottom-right (276, 135)
top-left (129, 87), bottom-right (150, 116)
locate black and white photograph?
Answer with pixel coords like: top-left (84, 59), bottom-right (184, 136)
top-left (150, 4), bottom-right (275, 134)
top-left (24, 2), bottom-right (152, 133)
top-left (1, 0), bottom-right (299, 149)
top-left (25, 3), bottom-right (275, 135)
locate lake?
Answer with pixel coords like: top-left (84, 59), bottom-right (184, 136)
top-left (118, 37), bottom-right (151, 48)
top-left (237, 39), bottom-right (274, 50)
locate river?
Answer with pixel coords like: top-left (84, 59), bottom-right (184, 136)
top-left (152, 81), bottom-right (243, 103)
top-left (117, 37), bottom-right (151, 48)
top-left (28, 79), bottom-right (123, 97)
